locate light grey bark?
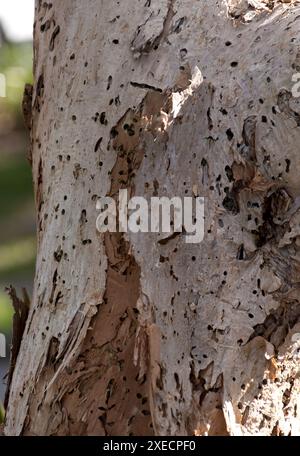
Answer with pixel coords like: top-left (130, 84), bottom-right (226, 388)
top-left (4, 0), bottom-right (300, 435)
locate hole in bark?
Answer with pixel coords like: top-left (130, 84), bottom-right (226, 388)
top-left (174, 373), bottom-right (180, 390)
top-left (94, 137), bottom-right (103, 152)
top-left (226, 128), bottom-right (234, 141)
top-left (110, 128), bottom-right (118, 139)
top-left (222, 192), bottom-right (239, 214)
top-left (107, 75), bottom-right (112, 90)
top-left (49, 25), bottom-right (60, 51)
top-left (180, 48), bottom-right (187, 59)
top-left (173, 17), bottom-right (185, 34)
top-left (100, 112), bottom-right (108, 125)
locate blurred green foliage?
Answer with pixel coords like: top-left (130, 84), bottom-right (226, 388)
top-left (0, 39), bottom-right (35, 381)
top-left (0, 236), bottom-right (36, 283)
top-left (0, 291), bottom-right (13, 336)
top-left (0, 155), bottom-right (33, 218)
top-left (0, 41), bottom-right (33, 123)
top-left (0, 400), bottom-right (4, 423)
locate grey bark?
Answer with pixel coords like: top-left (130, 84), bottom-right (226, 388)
top-left (4, 0), bottom-right (300, 436)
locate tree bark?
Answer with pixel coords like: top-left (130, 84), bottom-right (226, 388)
top-left (4, 0), bottom-right (300, 436)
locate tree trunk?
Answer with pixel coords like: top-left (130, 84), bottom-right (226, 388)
top-left (4, 0), bottom-right (300, 436)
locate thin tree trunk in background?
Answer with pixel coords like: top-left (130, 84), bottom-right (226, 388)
top-left (4, 0), bottom-right (300, 436)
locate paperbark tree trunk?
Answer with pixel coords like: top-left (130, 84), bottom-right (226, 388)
top-left (4, 0), bottom-right (300, 436)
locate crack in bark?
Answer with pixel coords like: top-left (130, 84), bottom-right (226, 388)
top-left (247, 300), bottom-right (300, 351)
top-left (130, 81), bottom-right (163, 92)
top-left (4, 287), bottom-right (30, 409)
top-left (131, 0), bottom-right (175, 57)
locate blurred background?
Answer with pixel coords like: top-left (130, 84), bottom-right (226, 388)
top-left (0, 0), bottom-right (35, 414)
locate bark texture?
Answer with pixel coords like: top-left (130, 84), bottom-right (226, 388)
top-left (5, 0), bottom-right (300, 436)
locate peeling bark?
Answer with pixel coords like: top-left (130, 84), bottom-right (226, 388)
top-left (4, 0), bottom-right (300, 436)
